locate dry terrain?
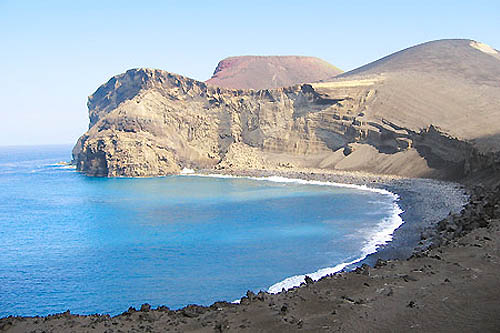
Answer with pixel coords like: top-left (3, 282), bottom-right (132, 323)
top-left (205, 56), bottom-right (342, 89)
top-left (73, 39), bottom-right (500, 180)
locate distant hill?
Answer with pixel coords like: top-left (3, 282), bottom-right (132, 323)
top-left (330, 39), bottom-right (500, 153)
top-left (338, 39), bottom-right (500, 84)
top-left (205, 56), bottom-right (342, 90)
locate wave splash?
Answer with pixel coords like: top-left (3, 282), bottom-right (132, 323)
top-left (268, 201), bottom-right (403, 293)
top-left (185, 172), bottom-right (404, 294)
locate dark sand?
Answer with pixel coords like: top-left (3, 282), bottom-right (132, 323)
top-left (3, 170), bottom-right (500, 332)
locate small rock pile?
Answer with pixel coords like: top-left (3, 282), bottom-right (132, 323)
top-left (416, 185), bottom-right (500, 251)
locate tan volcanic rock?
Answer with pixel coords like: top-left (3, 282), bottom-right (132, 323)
top-left (205, 56), bottom-right (342, 90)
top-left (73, 39), bottom-right (500, 179)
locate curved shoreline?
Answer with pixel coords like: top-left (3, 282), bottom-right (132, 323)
top-left (3, 169), bottom-right (482, 333)
top-left (182, 171), bottom-right (406, 294)
top-left (194, 168), bottom-right (468, 259)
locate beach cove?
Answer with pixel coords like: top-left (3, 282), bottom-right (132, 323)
top-left (0, 146), bottom-right (482, 333)
top-left (0, 145), bottom-right (468, 319)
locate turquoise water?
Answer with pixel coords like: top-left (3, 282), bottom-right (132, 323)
top-left (0, 145), bottom-right (399, 317)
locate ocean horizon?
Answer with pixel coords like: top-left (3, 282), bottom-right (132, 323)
top-left (0, 145), bottom-right (402, 317)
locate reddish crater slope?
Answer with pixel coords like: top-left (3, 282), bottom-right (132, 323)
top-left (205, 56), bottom-right (342, 90)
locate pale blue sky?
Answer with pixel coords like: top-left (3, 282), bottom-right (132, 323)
top-left (1, 0), bottom-right (499, 146)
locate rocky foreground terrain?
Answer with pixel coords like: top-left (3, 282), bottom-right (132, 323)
top-left (73, 39), bottom-right (500, 180)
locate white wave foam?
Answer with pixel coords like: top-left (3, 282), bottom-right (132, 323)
top-left (184, 173), bottom-right (396, 198)
top-left (185, 172), bottom-right (404, 295)
top-left (46, 162), bottom-right (76, 169)
top-left (28, 164), bottom-right (76, 173)
top-left (52, 165), bottom-right (76, 170)
top-left (180, 168), bottom-right (195, 174)
top-left (268, 195), bottom-right (403, 294)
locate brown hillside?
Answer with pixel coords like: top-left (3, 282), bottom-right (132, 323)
top-left (205, 56), bottom-right (342, 90)
top-left (327, 39), bottom-right (500, 152)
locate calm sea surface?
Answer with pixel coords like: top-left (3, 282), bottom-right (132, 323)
top-left (0, 145), bottom-right (398, 316)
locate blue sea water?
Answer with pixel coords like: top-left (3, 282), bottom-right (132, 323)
top-left (0, 145), bottom-right (401, 317)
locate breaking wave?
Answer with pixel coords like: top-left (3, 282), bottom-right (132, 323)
top-left (185, 172), bottom-right (404, 295)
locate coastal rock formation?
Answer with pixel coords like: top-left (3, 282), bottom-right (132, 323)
top-left (73, 39), bottom-right (500, 179)
top-left (205, 56), bottom-right (342, 90)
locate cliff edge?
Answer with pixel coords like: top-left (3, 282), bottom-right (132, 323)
top-left (73, 39), bottom-right (500, 180)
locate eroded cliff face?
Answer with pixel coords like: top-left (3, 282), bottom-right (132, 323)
top-left (74, 40), bottom-right (500, 179)
top-left (73, 72), bottom-right (487, 179)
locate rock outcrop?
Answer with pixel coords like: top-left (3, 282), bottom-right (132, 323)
top-left (205, 56), bottom-right (342, 90)
top-left (73, 39), bottom-right (500, 179)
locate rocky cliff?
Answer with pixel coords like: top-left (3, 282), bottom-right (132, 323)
top-left (205, 56), bottom-right (342, 90)
top-left (73, 39), bottom-right (500, 180)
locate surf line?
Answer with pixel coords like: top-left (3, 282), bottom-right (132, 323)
top-left (180, 169), bottom-right (404, 294)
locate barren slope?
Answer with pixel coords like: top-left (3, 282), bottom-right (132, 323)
top-left (333, 39), bottom-right (500, 151)
top-left (205, 56), bottom-right (342, 90)
top-left (73, 39), bottom-right (500, 179)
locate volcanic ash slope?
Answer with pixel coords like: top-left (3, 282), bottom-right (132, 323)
top-left (73, 39), bottom-right (500, 179)
top-left (205, 55), bottom-right (343, 90)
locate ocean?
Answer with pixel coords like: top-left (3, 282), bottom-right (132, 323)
top-left (0, 145), bottom-right (402, 317)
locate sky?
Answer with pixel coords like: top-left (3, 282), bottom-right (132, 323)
top-left (1, 0), bottom-right (499, 146)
